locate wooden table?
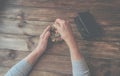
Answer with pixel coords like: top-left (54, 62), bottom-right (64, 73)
top-left (0, 0), bottom-right (120, 76)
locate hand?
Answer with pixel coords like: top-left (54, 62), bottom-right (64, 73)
top-left (54, 19), bottom-right (81, 61)
top-left (25, 26), bottom-right (50, 64)
top-left (36, 26), bottom-right (51, 52)
top-left (54, 19), bottom-right (75, 44)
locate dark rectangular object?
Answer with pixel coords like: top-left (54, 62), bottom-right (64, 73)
top-left (74, 12), bottom-right (102, 40)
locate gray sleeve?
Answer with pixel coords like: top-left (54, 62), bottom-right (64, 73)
top-left (5, 59), bottom-right (32, 76)
top-left (72, 58), bottom-right (90, 76)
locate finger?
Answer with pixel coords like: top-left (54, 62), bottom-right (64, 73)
top-left (40, 26), bottom-right (51, 38)
top-left (53, 21), bottom-right (60, 29)
top-left (61, 20), bottom-right (65, 24)
top-left (55, 18), bottom-right (61, 23)
top-left (42, 25), bottom-right (51, 36)
top-left (44, 31), bottom-right (50, 40)
top-left (55, 18), bottom-right (64, 26)
top-left (56, 18), bottom-right (65, 25)
top-left (54, 18), bottom-right (65, 31)
top-left (66, 20), bottom-right (69, 24)
top-left (55, 30), bottom-right (58, 33)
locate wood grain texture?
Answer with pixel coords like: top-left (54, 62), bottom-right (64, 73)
top-left (0, 34), bottom-right (28, 51)
top-left (0, 0), bottom-right (120, 76)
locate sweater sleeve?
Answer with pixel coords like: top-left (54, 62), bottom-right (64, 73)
top-left (72, 58), bottom-right (90, 76)
top-left (5, 59), bottom-right (32, 76)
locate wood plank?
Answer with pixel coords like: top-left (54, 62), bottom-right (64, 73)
top-left (0, 7), bottom-right (22, 20)
top-left (0, 67), bottom-right (9, 76)
top-left (1, 0), bottom-right (120, 25)
top-left (7, 0), bottom-right (120, 20)
top-left (0, 34), bottom-right (28, 51)
top-left (0, 5), bottom-right (120, 25)
top-left (21, 7), bottom-right (120, 23)
top-left (0, 0), bottom-right (9, 11)
top-left (7, 0), bottom-right (91, 11)
top-left (78, 41), bottom-right (120, 59)
top-left (34, 55), bottom-right (72, 74)
top-left (87, 57), bottom-right (120, 76)
top-left (0, 19), bottom-right (52, 36)
top-left (0, 6), bottom-right (76, 22)
top-left (0, 19), bottom-right (23, 34)
top-left (29, 70), bottom-right (70, 76)
top-left (21, 7), bottom-right (76, 22)
top-left (7, 0), bottom-right (118, 11)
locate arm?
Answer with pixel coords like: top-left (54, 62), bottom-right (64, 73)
top-left (5, 26), bottom-right (51, 76)
top-left (66, 37), bottom-right (90, 76)
top-left (25, 26), bottom-right (50, 64)
top-left (54, 19), bottom-right (90, 76)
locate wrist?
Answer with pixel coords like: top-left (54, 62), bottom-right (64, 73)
top-left (65, 38), bottom-right (79, 51)
top-left (34, 46), bottom-right (44, 53)
top-left (65, 36), bottom-right (75, 45)
top-left (67, 40), bottom-right (82, 60)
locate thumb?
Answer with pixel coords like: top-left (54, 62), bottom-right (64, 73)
top-left (44, 31), bottom-right (50, 40)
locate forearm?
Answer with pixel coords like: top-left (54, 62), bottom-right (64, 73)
top-left (66, 38), bottom-right (90, 76)
top-left (5, 47), bottom-right (43, 76)
top-left (5, 25), bottom-right (50, 76)
top-left (5, 59), bottom-right (32, 76)
top-left (24, 46), bottom-right (44, 65)
top-left (65, 37), bottom-right (82, 61)
top-left (5, 47), bottom-right (45, 76)
top-left (72, 59), bottom-right (90, 76)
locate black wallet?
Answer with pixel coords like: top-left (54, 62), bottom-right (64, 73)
top-left (74, 12), bottom-right (102, 40)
